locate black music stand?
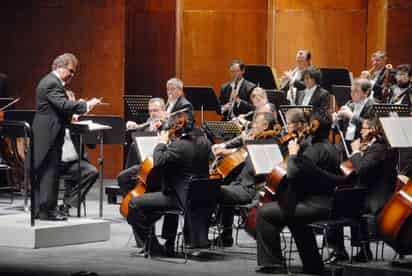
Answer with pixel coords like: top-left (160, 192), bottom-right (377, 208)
top-left (124, 95), bottom-right (152, 123)
top-left (203, 121), bottom-right (241, 141)
top-left (331, 85), bottom-right (351, 107)
top-left (244, 65), bottom-right (278, 89)
top-left (3, 110), bottom-right (36, 126)
top-left (373, 104), bottom-right (410, 117)
top-left (74, 115), bottom-right (124, 218)
top-left (320, 68), bottom-right (351, 92)
top-left (0, 98), bottom-right (17, 110)
top-left (184, 86), bottom-right (220, 123)
top-left (266, 90), bottom-right (289, 110)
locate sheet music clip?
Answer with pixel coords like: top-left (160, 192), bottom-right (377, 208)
top-left (203, 121), bottom-right (241, 141)
top-left (373, 104), bottom-right (410, 117)
top-left (246, 142), bottom-right (283, 175)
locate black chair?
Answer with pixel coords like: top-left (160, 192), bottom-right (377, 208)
top-left (0, 164), bottom-right (14, 203)
top-left (309, 185), bottom-right (367, 262)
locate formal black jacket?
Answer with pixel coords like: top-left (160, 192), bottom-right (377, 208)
top-left (153, 136), bottom-right (196, 209)
top-left (349, 138), bottom-right (397, 215)
top-left (338, 98), bottom-right (376, 141)
top-left (295, 86), bottom-right (330, 112)
top-left (372, 68), bottom-right (396, 102)
top-left (33, 73), bottom-right (87, 170)
top-left (389, 84), bottom-right (412, 107)
top-left (219, 79), bottom-right (256, 119)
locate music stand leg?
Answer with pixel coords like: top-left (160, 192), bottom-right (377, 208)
top-left (98, 131), bottom-right (104, 218)
top-left (77, 135), bottom-right (83, 218)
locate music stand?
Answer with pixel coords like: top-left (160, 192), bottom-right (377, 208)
top-left (266, 90), bottom-right (289, 110)
top-left (124, 95), bottom-right (152, 123)
top-left (184, 86), bottom-right (220, 123)
top-left (373, 104), bottom-right (410, 117)
top-left (0, 98), bottom-right (17, 110)
top-left (331, 85), bottom-right (351, 107)
top-left (246, 142), bottom-right (283, 176)
top-left (244, 65), bottom-right (278, 89)
top-left (74, 115), bottom-right (124, 218)
top-left (320, 68), bottom-right (351, 92)
top-left (203, 121), bottom-right (241, 141)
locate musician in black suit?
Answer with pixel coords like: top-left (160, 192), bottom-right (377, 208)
top-left (360, 51), bottom-right (395, 102)
top-left (32, 53), bottom-right (101, 221)
top-left (326, 116), bottom-right (397, 263)
top-left (334, 78), bottom-right (375, 155)
top-left (212, 112), bottom-right (279, 247)
top-left (389, 64), bottom-right (412, 107)
top-left (0, 73), bottom-right (9, 98)
top-left (127, 112), bottom-right (198, 256)
top-left (118, 98), bottom-right (167, 195)
top-left (255, 111), bottom-right (342, 274)
top-left (165, 78), bottom-right (194, 120)
top-left (295, 66), bottom-right (330, 113)
top-left (219, 60), bottom-right (256, 120)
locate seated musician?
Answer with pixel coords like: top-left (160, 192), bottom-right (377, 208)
top-left (117, 97), bottom-right (167, 195)
top-left (389, 64), bottom-right (412, 106)
top-left (233, 87), bottom-right (277, 129)
top-left (295, 66), bottom-right (329, 112)
top-left (326, 116), bottom-right (397, 263)
top-left (284, 108), bottom-right (310, 151)
top-left (280, 49), bottom-right (312, 104)
top-left (334, 78), bottom-right (375, 156)
top-left (360, 51), bottom-right (395, 102)
top-left (59, 90), bottom-right (99, 216)
top-left (255, 111), bottom-right (342, 274)
top-left (165, 78), bottom-right (193, 115)
top-left (212, 112), bottom-right (279, 247)
top-left (127, 112), bottom-right (209, 257)
top-left (219, 60), bottom-right (256, 120)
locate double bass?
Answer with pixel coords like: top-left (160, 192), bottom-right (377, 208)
top-left (244, 119), bottom-right (320, 237)
top-left (119, 116), bottom-right (187, 218)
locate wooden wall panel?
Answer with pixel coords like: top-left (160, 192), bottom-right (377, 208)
top-left (125, 0), bottom-right (176, 98)
top-left (178, 0), bottom-right (268, 97)
top-left (386, 0), bottom-right (412, 66)
top-left (271, 0), bottom-right (368, 78)
top-left (366, 0), bottom-right (387, 63)
top-left (0, 0), bottom-right (125, 178)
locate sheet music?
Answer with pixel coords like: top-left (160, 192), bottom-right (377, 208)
top-left (134, 136), bottom-right (161, 161)
top-left (246, 144), bottom-right (283, 175)
top-left (73, 120), bottom-right (112, 131)
top-left (380, 117), bottom-right (412, 148)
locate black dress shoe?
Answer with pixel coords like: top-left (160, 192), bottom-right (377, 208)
top-left (255, 265), bottom-right (285, 274)
top-left (59, 204), bottom-right (71, 217)
top-left (325, 249), bottom-right (349, 264)
top-left (38, 211), bottom-right (67, 221)
top-left (211, 235), bottom-right (234, 247)
top-left (185, 241), bottom-right (211, 250)
top-left (353, 247), bottom-right (373, 262)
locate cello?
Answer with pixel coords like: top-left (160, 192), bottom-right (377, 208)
top-left (379, 175), bottom-right (412, 255)
top-left (244, 119), bottom-right (320, 237)
top-left (119, 115), bottom-right (187, 218)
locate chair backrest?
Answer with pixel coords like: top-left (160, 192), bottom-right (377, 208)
top-left (187, 177), bottom-right (221, 208)
top-left (0, 120), bottom-right (32, 139)
top-left (330, 186), bottom-right (367, 220)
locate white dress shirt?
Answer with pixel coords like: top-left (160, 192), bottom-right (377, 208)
top-left (301, 85), bottom-right (317, 105)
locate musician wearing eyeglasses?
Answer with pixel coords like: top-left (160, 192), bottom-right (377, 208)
top-left (326, 117), bottom-right (397, 263)
top-left (219, 60), bottom-right (256, 120)
top-left (32, 53), bottom-right (101, 221)
top-left (389, 64), bottom-right (412, 107)
top-left (255, 111), bottom-right (343, 274)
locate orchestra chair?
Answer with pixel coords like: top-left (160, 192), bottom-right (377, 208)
top-left (0, 164), bottom-right (14, 204)
top-left (309, 185), bottom-right (367, 263)
top-left (358, 213), bottom-right (386, 261)
top-left (145, 176), bottom-right (221, 263)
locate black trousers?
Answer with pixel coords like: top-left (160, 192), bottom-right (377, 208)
top-left (218, 185), bottom-right (255, 236)
top-left (35, 142), bottom-right (62, 214)
top-left (59, 160), bottom-right (98, 207)
top-left (256, 200), bottom-right (329, 273)
top-left (127, 191), bottom-right (181, 244)
top-left (117, 164), bottom-right (140, 196)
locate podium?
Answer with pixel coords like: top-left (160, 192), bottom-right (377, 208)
top-left (73, 115), bottom-right (124, 218)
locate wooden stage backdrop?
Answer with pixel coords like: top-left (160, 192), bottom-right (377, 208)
top-left (0, 0), bottom-right (410, 177)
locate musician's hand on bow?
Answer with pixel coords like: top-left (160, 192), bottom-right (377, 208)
top-left (337, 106), bottom-right (353, 120)
top-left (351, 138), bottom-right (361, 152)
top-left (152, 119), bottom-right (163, 130)
top-left (288, 138), bottom-right (300, 156)
top-left (158, 130), bottom-right (169, 144)
top-left (126, 121), bottom-right (138, 130)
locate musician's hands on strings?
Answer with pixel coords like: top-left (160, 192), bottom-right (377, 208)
top-left (337, 105), bottom-right (353, 120)
top-left (351, 138), bottom-right (361, 152)
top-left (158, 130), bottom-right (169, 144)
top-left (288, 138), bottom-right (300, 155)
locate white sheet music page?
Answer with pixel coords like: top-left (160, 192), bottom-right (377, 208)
top-left (134, 136), bottom-right (161, 161)
top-left (72, 120), bottom-right (112, 131)
top-left (246, 144), bottom-right (283, 175)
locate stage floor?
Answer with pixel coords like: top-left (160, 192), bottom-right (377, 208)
top-left (0, 179), bottom-right (408, 276)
